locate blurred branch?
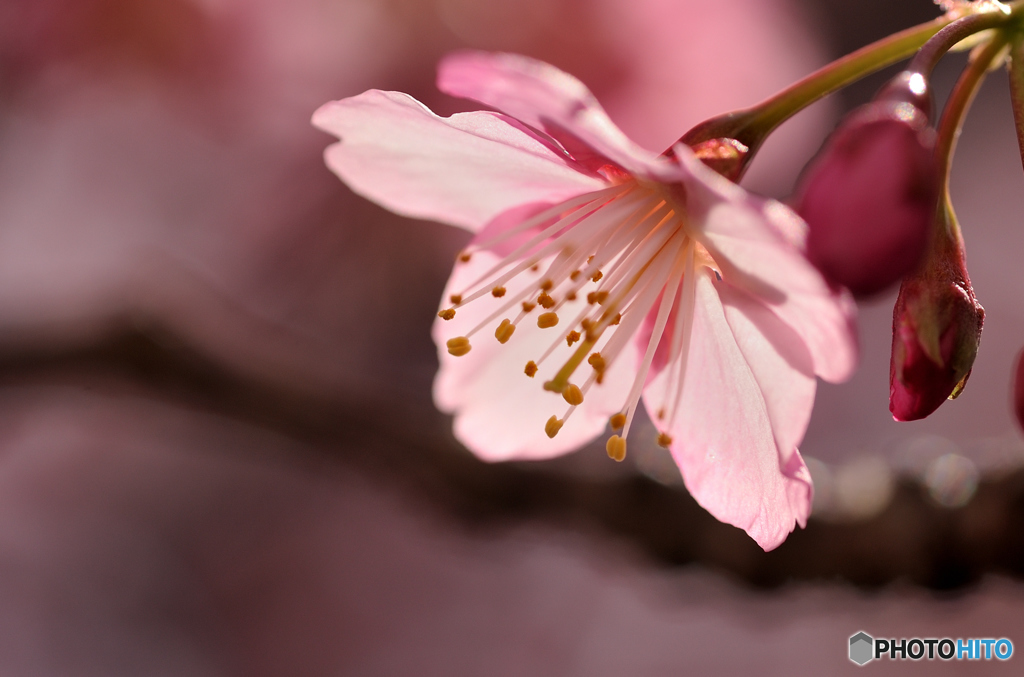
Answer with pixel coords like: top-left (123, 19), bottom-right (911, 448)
top-left (1, 316), bottom-right (1022, 591)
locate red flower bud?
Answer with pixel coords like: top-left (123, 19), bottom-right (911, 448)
top-left (794, 81), bottom-right (937, 298)
top-left (889, 203), bottom-right (983, 421)
top-left (1013, 348), bottom-right (1024, 433)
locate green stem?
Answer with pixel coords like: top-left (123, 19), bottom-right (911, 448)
top-left (909, 9), bottom-right (1013, 77)
top-left (752, 20), bottom-right (946, 134)
top-left (682, 17), bottom-right (950, 148)
top-left (934, 32), bottom-right (1011, 243)
top-left (681, 2), bottom-right (1024, 170)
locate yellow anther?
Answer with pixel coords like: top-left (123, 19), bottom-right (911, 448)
top-left (656, 433), bottom-right (673, 448)
top-left (586, 291), bottom-right (608, 305)
top-left (492, 286), bottom-right (507, 298)
top-left (495, 319), bottom-right (515, 344)
top-left (606, 435), bottom-right (627, 461)
top-left (591, 271), bottom-right (603, 282)
top-left (562, 384), bottom-right (584, 406)
top-left (587, 255), bottom-right (595, 264)
top-left (566, 291), bottom-right (577, 301)
top-left (581, 318), bottom-right (593, 332)
top-left (657, 408), bottom-right (666, 420)
top-left (522, 301), bottom-right (536, 313)
top-left (588, 352), bottom-right (606, 372)
top-left (449, 294), bottom-right (463, 305)
top-left (537, 312), bottom-right (559, 328)
top-left (458, 251), bottom-right (472, 263)
top-left (530, 264), bottom-right (540, 273)
top-left (566, 331), bottom-right (581, 346)
top-left (570, 270), bottom-right (582, 282)
top-left (538, 293), bottom-right (556, 309)
top-left (438, 309), bottom-right (456, 321)
top-left (524, 361), bottom-right (538, 377)
top-left (545, 416), bottom-right (564, 438)
top-left (610, 313), bottom-right (621, 326)
top-left (446, 336), bottom-right (472, 357)
top-left (609, 413), bottom-right (626, 430)
top-left (540, 279), bottom-right (553, 291)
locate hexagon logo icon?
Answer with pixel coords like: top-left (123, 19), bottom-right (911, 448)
top-left (849, 632), bottom-right (874, 665)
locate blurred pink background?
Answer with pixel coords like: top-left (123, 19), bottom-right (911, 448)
top-left (1, 0), bottom-right (1023, 674)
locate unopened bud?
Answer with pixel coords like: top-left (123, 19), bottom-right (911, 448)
top-left (795, 73), bottom-right (938, 298)
top-left (889, 204), bottom-right (984, 421)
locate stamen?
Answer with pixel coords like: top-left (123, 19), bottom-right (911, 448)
top-left (665, 245), bottom-right (699, 429)
top-left (468, 185), bottom-right (626, 252)
top-left (452, 194), bottom-right (630, 307)
top-left (458, 251), bottom-right (472, 263)
top-left (609, 413), bottom-right (626, 430)
top-left (525, 361), bottom-right (538, 377)
top-left (540, 280), bottom-right (553, 292)
top-left (537, 293), bottom-right (556, 308)
top-left (618, 242), bottom-right (685, 440)
top-left (522, 301), bottom-right (536, 313)
top-left (494, 319), bottom-right (515, 344)
top-left (537, 312), bottom-right (559, 328)
top-left (656, 433), bottom-right (673, 448)
top-left (438, 309), bottom-right (456, 321)
top-left (462, 278), bottom-right (550, 339)
top-left (449, 294), bottom-right (462, 305)
top-left (566, 331), bottom-right (581, 346)
top-left (492, 286), bottom-right (506, 298)
top-left (545, 416), bottom-right (564, 438)
top-left (591, 271), bottom-right (603, 282)
top-left (531, 299), bottom-right (600, 371)
top-left (587, 352), bottom-right (606, 383)
top-left (562, 384), bottom-right (584, 406)
top-left (566, 291), bottom-right (577, 301)
top-left (586, 291), bottom-right (608, 305)
top-left (446, 337), bottom-right (472, 356)
top-left (606, 435), bottom-right (627, 461)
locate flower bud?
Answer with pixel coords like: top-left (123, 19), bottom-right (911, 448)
top-left (889, 204), bottom-right (984, 421)
top-left (1013, 348), bottom-right (1024, 433)
top-left (794, 72), bottom-right (938, 298)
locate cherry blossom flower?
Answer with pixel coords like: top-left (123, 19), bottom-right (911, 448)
top-left (312, 52), bottom-right (857, 550)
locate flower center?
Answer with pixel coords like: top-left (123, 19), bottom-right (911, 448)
top-left (438, 179), bottom-right (717, 460)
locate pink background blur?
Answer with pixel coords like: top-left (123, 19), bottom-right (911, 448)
top-left (1, 0), bottom-right (1023, 674)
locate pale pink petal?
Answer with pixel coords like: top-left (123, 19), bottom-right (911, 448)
top-left (642, 271), bottom-right (813, 550)
top-left (674, 150), bottom-right (857, 383)
top-left (432, 245), bottom-right (634, 461)
top-left (716, 280), bottom-right (816, 464)
top-left (437, 51), bottom-right (677, 180)
top-left (312, 90), bottom-right (604, 232)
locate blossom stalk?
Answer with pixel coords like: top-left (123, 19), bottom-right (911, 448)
top-left (681, 0), bottom-right (1023, 179)
top-left (889, 32), bottom-right (1008, 420)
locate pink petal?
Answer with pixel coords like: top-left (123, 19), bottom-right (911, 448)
top-left (432, 245), bottom-right (634, 461)
top-left (437, 51), bottom-right (674, 179)
top-left (716, 279), bottom-right (816, 463)
top-left (675, 151), bottom-right (857, 383)
top-left (642, 271), bottom-right (813, 550)
top-left (312, 89), bottom-right (604, 232)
